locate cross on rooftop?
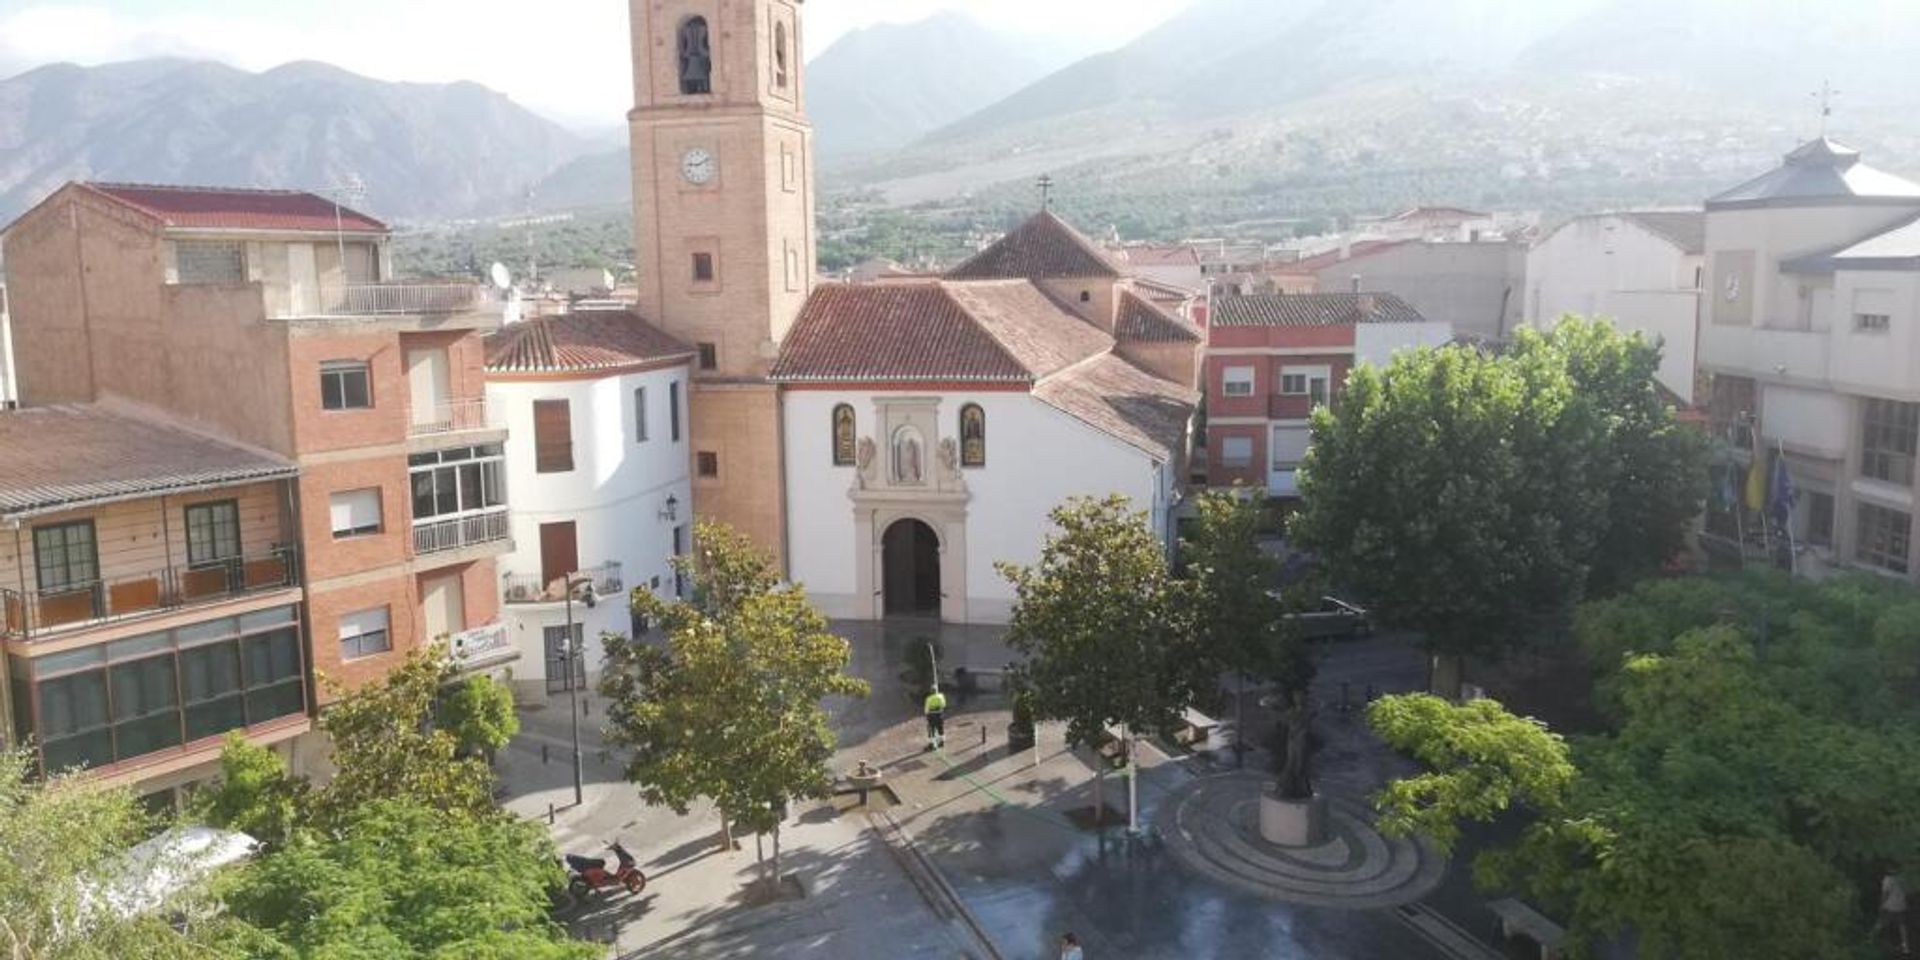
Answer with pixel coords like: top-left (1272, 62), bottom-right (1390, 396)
top-left (1037, 174), bottom-right (1055, 211)
top-left (1813, 80), bottom-right (1841, 137)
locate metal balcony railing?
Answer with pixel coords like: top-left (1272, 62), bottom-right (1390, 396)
top-left (409, 397), bottom-right (497, 437)
top-left (321, 282), bottom-right (500, 317)
top-left (413, 509), bottom-right (511, 556)
top-left (0, 547), bottom-right (300, 641)
top-left (501, 561), bottom-right (623, 605)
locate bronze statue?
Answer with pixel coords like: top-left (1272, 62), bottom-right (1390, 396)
top-left (1274, 691), bottom-right (1314, 800)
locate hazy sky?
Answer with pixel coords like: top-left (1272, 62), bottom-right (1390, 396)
top-left (0, 1), bottom-right (1189, 129)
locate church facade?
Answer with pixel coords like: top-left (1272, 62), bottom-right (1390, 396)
top-left (627, 1), bottom-right (1202, 624)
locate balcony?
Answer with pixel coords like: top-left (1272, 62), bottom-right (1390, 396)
top-left (450, 621), bottom-right (515, 670)
top-left (502, 562), bottom-right (624, 605)
top-left (0, 547), bottom-right (299, 642)
top-left (408, 397), bottom-right (503, 440)
top-left (413, 509), bottom-right (511, 556)
top-left (271, 281), bottom-right (505, 328)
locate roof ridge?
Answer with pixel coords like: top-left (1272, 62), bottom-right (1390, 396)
top-left (937, 283), bottom-right (1048, 381)
top-left (86, 180), bottom-right (314, 196)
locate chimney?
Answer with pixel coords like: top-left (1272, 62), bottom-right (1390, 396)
top-left (1350, 274), bottom-right (1362, 293)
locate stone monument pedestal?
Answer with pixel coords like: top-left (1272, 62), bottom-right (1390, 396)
top-left (1259, 788), bottom-right (1328, 847)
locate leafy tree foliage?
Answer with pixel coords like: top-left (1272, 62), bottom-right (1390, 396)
top-left (219, 799), bottom-right (591, 960)
top-left (1291, 321), bottom-right (1703, 671)
top-left (1181, 488), bottom-right (1309, 691)
top-left (194, 733), bottom-right (306, 850)
top-left (606, 520), bottom-right (868, 882)
top-left (439, 675), bottom-right (521, 759)
top-left (0, 749), bottom-right (237, 959)
top-left (1370, 572), bottom-right (1920, 960)
top-left (1000, 496), bottom-right (1210, 823)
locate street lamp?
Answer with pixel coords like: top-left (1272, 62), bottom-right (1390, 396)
top-left (562, 572), bottom-right (596, 807)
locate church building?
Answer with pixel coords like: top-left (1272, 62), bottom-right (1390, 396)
top-left (627, 1), bottom-right (1202, 623)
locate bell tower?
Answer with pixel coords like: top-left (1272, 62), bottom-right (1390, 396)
top-left (628, 0), bottom-right (815, 563)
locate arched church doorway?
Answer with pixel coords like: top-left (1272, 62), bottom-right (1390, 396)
top-left (882, 519), bottom-right (941, 617)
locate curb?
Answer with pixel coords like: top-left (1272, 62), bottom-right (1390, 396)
top-left (870, 809), bottom-right (1007, 960)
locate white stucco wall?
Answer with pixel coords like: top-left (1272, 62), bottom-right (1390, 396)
top-left (782, 389), bottom-right (1168, 624)
top-left (1353, 321), bottom-right (1457, 369)
top-left (1525, 215), bottom-right (1704, 401)
top-left (1829, 270), bottom-right (1920, 398)
top-left (1760, 384), bottom-right (1851, 459)
top-left (486, 363), bottom-right (692, 689)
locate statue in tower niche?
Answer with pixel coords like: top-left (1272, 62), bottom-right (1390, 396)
top-left (892, 427), bottom-right (925, 485)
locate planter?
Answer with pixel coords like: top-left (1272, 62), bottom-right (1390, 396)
top-left (1259, 788), bottom-right (1328, 847)
top-left (1006, 723), bottom-right (1035, 754)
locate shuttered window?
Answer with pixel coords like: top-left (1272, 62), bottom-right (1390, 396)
top-left (534, 400), bottom-right (574, 473)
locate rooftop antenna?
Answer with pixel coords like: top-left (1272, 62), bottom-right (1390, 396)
top-left (327, 174), bottom-right (368, 285)
top-left (1813, 80), bottom-right (1841, 138)
top-left (1036, 173), bottom-right (1055, 212)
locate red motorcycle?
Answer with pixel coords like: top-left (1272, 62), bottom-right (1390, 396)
top-left (565, 841), bottom-right (647, 899)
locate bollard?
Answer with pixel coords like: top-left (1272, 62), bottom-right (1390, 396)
top-left (547, 802), bottom-right (555, 824)
top-left (1340, 681), bottom-right (1351, 712)
top-left (980, 725), bottom-right (987, 748)
top-left (1364, 683), bottom-right (1376, 703)
top-left (542, 742), bottom-right (550, 764)
top-left (583, 698), bottom-right (591, 717)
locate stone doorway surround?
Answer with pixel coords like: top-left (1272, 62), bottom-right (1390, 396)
top-left (850, 396), bottom-right (971, 623)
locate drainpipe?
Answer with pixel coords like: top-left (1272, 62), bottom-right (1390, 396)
top-left (2, 522), bottom-right (24, 749)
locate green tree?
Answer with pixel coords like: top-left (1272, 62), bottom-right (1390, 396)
top-left (310, 644), bottom-right (494, 831)
top-left (439, 674), bottom-right (521, 760)
top-left (1000, 495), bottom-right (1209, 830)
top-left (219, 798), bottom-right (591, 960)
top-left (0, 748), bottom-right (239, 959)
top-left (1181, 488), bottom-right (1311, 767)
top-left (605, 520), bottom-right (868, 885)
top-left (195, 733), bottom-right (306, 850)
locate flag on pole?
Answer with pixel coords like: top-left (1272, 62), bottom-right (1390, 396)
top-left (1745, 455), bottom-right (1768, 512)
top-left (1768, 449), bottom-right (1797, 529)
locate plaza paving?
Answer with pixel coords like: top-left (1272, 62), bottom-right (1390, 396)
top-left (495, 623), bottom-right (1514, 959)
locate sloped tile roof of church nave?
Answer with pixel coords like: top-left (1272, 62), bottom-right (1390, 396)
top-left (484, 308), bottom-right (694, 376)
top-left (946, 209), bottom-right (1127, 281)
top-left (1034, 354), bottom-right (1199, 463)
top-left (1115, 290), bottom-right (1201, 343)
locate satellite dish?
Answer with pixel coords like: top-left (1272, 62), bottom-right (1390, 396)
top-left (489, 262), bottom-right (512, 290)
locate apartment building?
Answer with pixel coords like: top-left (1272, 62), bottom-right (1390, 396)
top-left (483, 307), bottom-right (694, 702)
top-left (1205, 292), bottom-right (1452, 495)
top-left (0, 404), bottom-right (308, 801)
top-left (1, 183), bottom-right (516, 780)
top-left (1697, 138), bottom-right (1920, 579)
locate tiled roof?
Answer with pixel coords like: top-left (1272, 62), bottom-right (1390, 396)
top-left (770, 281), bottom-right (1110, 383)
top-left (1116, 290), bottom-right (1201, 343)
top-left (1273, 240), bottom-right (1408, 275)
top-left (485, 309), bottom-right (693, 376)
top-left (1121, 245), bottom-right (1201, 268)
top-left (947, 210), bottom-right (1125, 281)
top-left (1035, 354), bottom-right (1197, 463)
top-left (1389, 206), bottom-right (1488, 221)
top-left (0, 404), bottom-right (297, 521)
top-left (1707, 138), bottom-right (1920, 210)
top-left (1620, 211), bottom-right (1706, 255)
top-left (1211, 292), bottom-right (1427, 327)
top-left (84, 182), bottom-right (387, 234)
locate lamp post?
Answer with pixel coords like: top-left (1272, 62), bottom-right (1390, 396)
top-left (563, 572), bottom-right (596, 807)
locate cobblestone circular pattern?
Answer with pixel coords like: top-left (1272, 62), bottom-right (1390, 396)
top-left (1155, 772), bottom-right (1447, 909)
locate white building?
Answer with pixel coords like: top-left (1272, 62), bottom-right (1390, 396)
top-left (770, 213), bottom-right (1201, 624)
top-left (484, 308), bottom-right (694, 698)
top-left (1526, 210), bottom-right (1705, 401)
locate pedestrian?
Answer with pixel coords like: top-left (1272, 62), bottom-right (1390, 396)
top-left (923, 685), bottom-right (948, 751)
top-left (1059, 932), bottom-right (1084, 960)
top-left (1881, 869), bottom-right (1912, 956)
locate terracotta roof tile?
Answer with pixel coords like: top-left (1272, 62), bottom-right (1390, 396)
top-left (1116, 290), bottom-right (1201, 343)
top-left (0, 404), bottom-right (297, 520)
top-left (485, 309), bottom-right (693, 375)
top-left (947, 210), bottom-right (1125, 280)
top-left (1121, 245), bottom-right (1201, 268)
top-left (1211, 292), bottom-right (1427, 328)
top-left (1035, 354), bottom-right (1197, 463)
top-left (1273, 240), bottom-right (1408, 275)
top-left (84, 182), bottom-right (386, 234)
top-left (941, 281), bottom-right (1112, 378)
top-left (770, 283), bottom-right (1032, 383)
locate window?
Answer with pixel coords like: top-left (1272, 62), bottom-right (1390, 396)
top-left (1271, 426), bottom-right (1312, 468)
top-left (408, 445), bottom-right (507, 521)
top-left (696, 343), bottom-right (718, 371)
top-left (1857, 313), bottom-right (1891, 333)
top-left (635, 387), bottom-right (649, 443)
top-left (1222, 366), bottom-right (1255, 398)
top-left (184, 501), bottom-right (240, 568)
top-left (1079, 290), bottom-right (1092, 303)
top-left (692, 252), bottom-right (715, 283)
top-left (1804, 491), bottom-right (1835, 547)
top-left (33, 521), bottom-right (98, 593)
top-left (670, 382), bottom-right (683, 441)
top-left (319, 360), bottom-right (371, 410)
top-left (678, 16), bottom-right (713, 95)
top-left (110, 655), bottom-right (180, 758)
top-left (697, 451), bottom-right (719, 478)
top-left (1282, 366), bottom-right (1332, 407)
top-left (174, 241), bottom-right (245, 284)
top-left (832, 404), bottom-right (857, 466)
top-left (774, 21), bottom-right (790, 89)
top-left (1856, 502), bottom-right (1912, 574)
top-left (960, 404), bottom-right (986, 468)
top-left (534, 399), bottom-right (574, 473)
top-left (339, 607), bottom-right (391, 660)
top-left (1861, 398), bottom-right (1918, 486)
top-left (329, 488), bottom-right (382, 538)
top-left (1220, 437), bottom-right (1254, 468)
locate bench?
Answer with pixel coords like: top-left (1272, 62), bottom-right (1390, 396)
top-left (948, 666), bottom-right (1011, 695)
top-left (1172, 708), bottom-right (1219, 748)
top-left (1488, 898), bottom-right (1566, 960)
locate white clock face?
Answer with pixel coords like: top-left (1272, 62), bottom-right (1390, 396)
top-left (680, 148), bottom-right (716, 185)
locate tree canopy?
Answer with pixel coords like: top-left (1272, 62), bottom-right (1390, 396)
top-left (1181, 488), bottom-right (1310, 691)
top-left (1370, 572), bottom-right (1920, 960)
top-left (1291, 320), bottom-right (1705, 667)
